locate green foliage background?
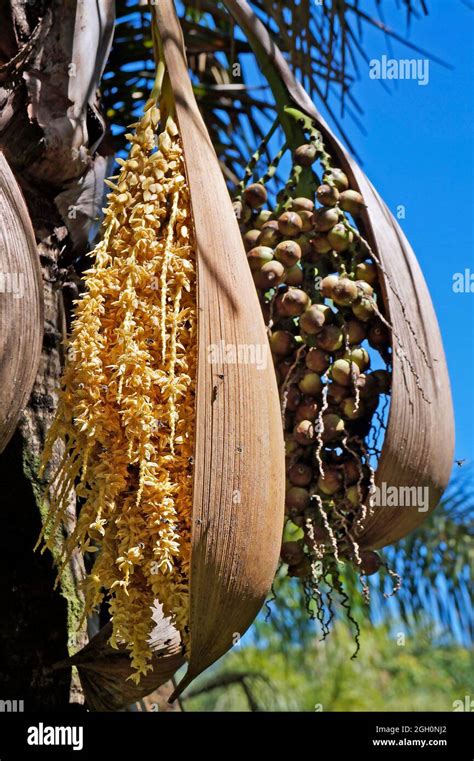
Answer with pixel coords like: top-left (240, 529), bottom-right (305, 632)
top-left (183, 622), bottom-right (472, 711)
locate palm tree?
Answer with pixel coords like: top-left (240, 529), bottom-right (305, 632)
top-left (0, 0), bottom-right (466, 711)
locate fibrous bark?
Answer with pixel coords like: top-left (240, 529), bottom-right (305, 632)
top-left (0, 0), bottom-right (114, 710)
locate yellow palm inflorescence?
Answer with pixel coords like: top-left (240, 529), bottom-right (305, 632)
top-left (39, 100), bottom-right (196, 681)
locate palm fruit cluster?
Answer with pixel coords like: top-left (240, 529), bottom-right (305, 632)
top-left (38, 100), bottom-right (196, 681)
top-left (236, 124), bottom-right (392, 602)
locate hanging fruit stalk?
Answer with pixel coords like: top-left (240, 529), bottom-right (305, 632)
top-left (38, 0), bottom-right (284, 702)
top-left (236, 121), bottom-right (392, 615)
top-left (224, 0), bottom-right (454, 631)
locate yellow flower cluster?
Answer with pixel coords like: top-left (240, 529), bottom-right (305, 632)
top-left (39, 101), bottom-right (197, 680)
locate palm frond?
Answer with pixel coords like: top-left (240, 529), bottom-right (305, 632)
top-left (101, 1), bottom-right (458, 183)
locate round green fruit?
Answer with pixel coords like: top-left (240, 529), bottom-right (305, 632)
top-left (331, 358), bottom-right (360, 386)
top-left (327, 224), bottom-right (353, 253)
top-left (298, 372), bottom-right (323, 396)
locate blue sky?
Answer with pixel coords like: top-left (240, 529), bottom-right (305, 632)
top-left (318, 1), bottom-right (474, 471)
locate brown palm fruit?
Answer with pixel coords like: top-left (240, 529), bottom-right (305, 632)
top-left (346, 483), bottom-right (369, 507)
top-left (358, 550), bottom-right (382, 576)
top-left (316, 325), bottom-right (344, 352)
top-left (346, 484), bottom-right (362, 507)
top-left (352, 297), bottom-right (375, 321)
top-left (277, 360), bottom-right (296, 382)
top-left (339, 189), bottom-right (366, 216)
top-left (355, 261), bottom-right (377, 285)
top-left (253, 260), bottom-right (286, 289)
top-left (233, 199), bottom-right (244, 220)
top-left (327, 224), bottom-right (353, 253)
top-left (368, 322), bottom-right (391, 349)
top-left (311, 235), bottom-right (332, 254)
top-left (313, 207), bottom-right (339, 232)
top-left (300, 334), bottom-right (319, 349)
top-left (247, 245), bottom-right (274, 271)
top-left (320, 274), bottom-right (339, 299)
top-left (274, 291), bottom-right (289, 317)
top-left (318, 304), bottom-right (334, 323)
top-left (364, 392), bottom-right (381, 414)
top-left (285, 486), bottom-right (311, 514)
top-left (321, 413), bottom-right (345, 443)
top-left (288, 557), bottom-right (312, 578)
top-left (254, 209), bottom-right (272, 229)
top-left (278, 288), bottom-right (310, 316)
top-left (316, 183), bottom-right (340, 207)
top-left (317, 467), bottom-right (343, 496)
top-left (294, 143), bottom-right (317, 166)
top-left (270, 330), bottom-right (296, 356)
top-left (294, 419), bottom-right (317, 446)
top-left (306, 521), bottom-right (330, 544)
top-left (288, 462), bottom-right (313, 487)
top-left (298, 372), bottom-right (323, 396)
top-left (324, 168), bottom-right (349, 191)
top-left (327, 382), bottom-right (349, 404)
top-left (343, 346), bottom-right (370, 371)
top-left (285, 385), bottom-right (301, 412)
top-left (258, 222), bottom-right (281, 248)
top-left (274, 240), bottom-right (302, 267)
top-left (280, 540), bottom-right (305, 566)
top-left (305, 347), bottom-right (330, 374)
top-left (290, 515), bottom-right (306, 528)
top-left (345, 319), bottom-right (367, 344)
top-left (356, 280), bottom-right (374, 298)
top-left (300, 305), bottom-right (326, 335)
top-left (297, 210), bottom-right (314, 233)
top-left (331, 277), bottom-right (359, 306)
top-left (293, 235), bottom-right (312, 256)
top-left (243, 229), bottom-right (261, 251)
top-left (284, 433), bottom-right (303, 458)
top-left (371, 369), bottom-right (391, 394)
top-left (285, 264), bottom-right (304, 286)
top-left (355, 373), bottom-right (378, 399)
top-left (290, 197), bottom-right (314, 212)
top-left (243, 182), bottom-right (267, 209)
top-left (295, 400), bottom-right (319, 422)
top-left (341, 397), bottom-right (365, 420)
top-left (331, 358), bottom-right (360, 386)
top-left (241, 205), bottom-right (253, 225)
top-left (343, 459), bottom-right (360, 485)
top-left (278, 211), bottom-right (303, 236)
